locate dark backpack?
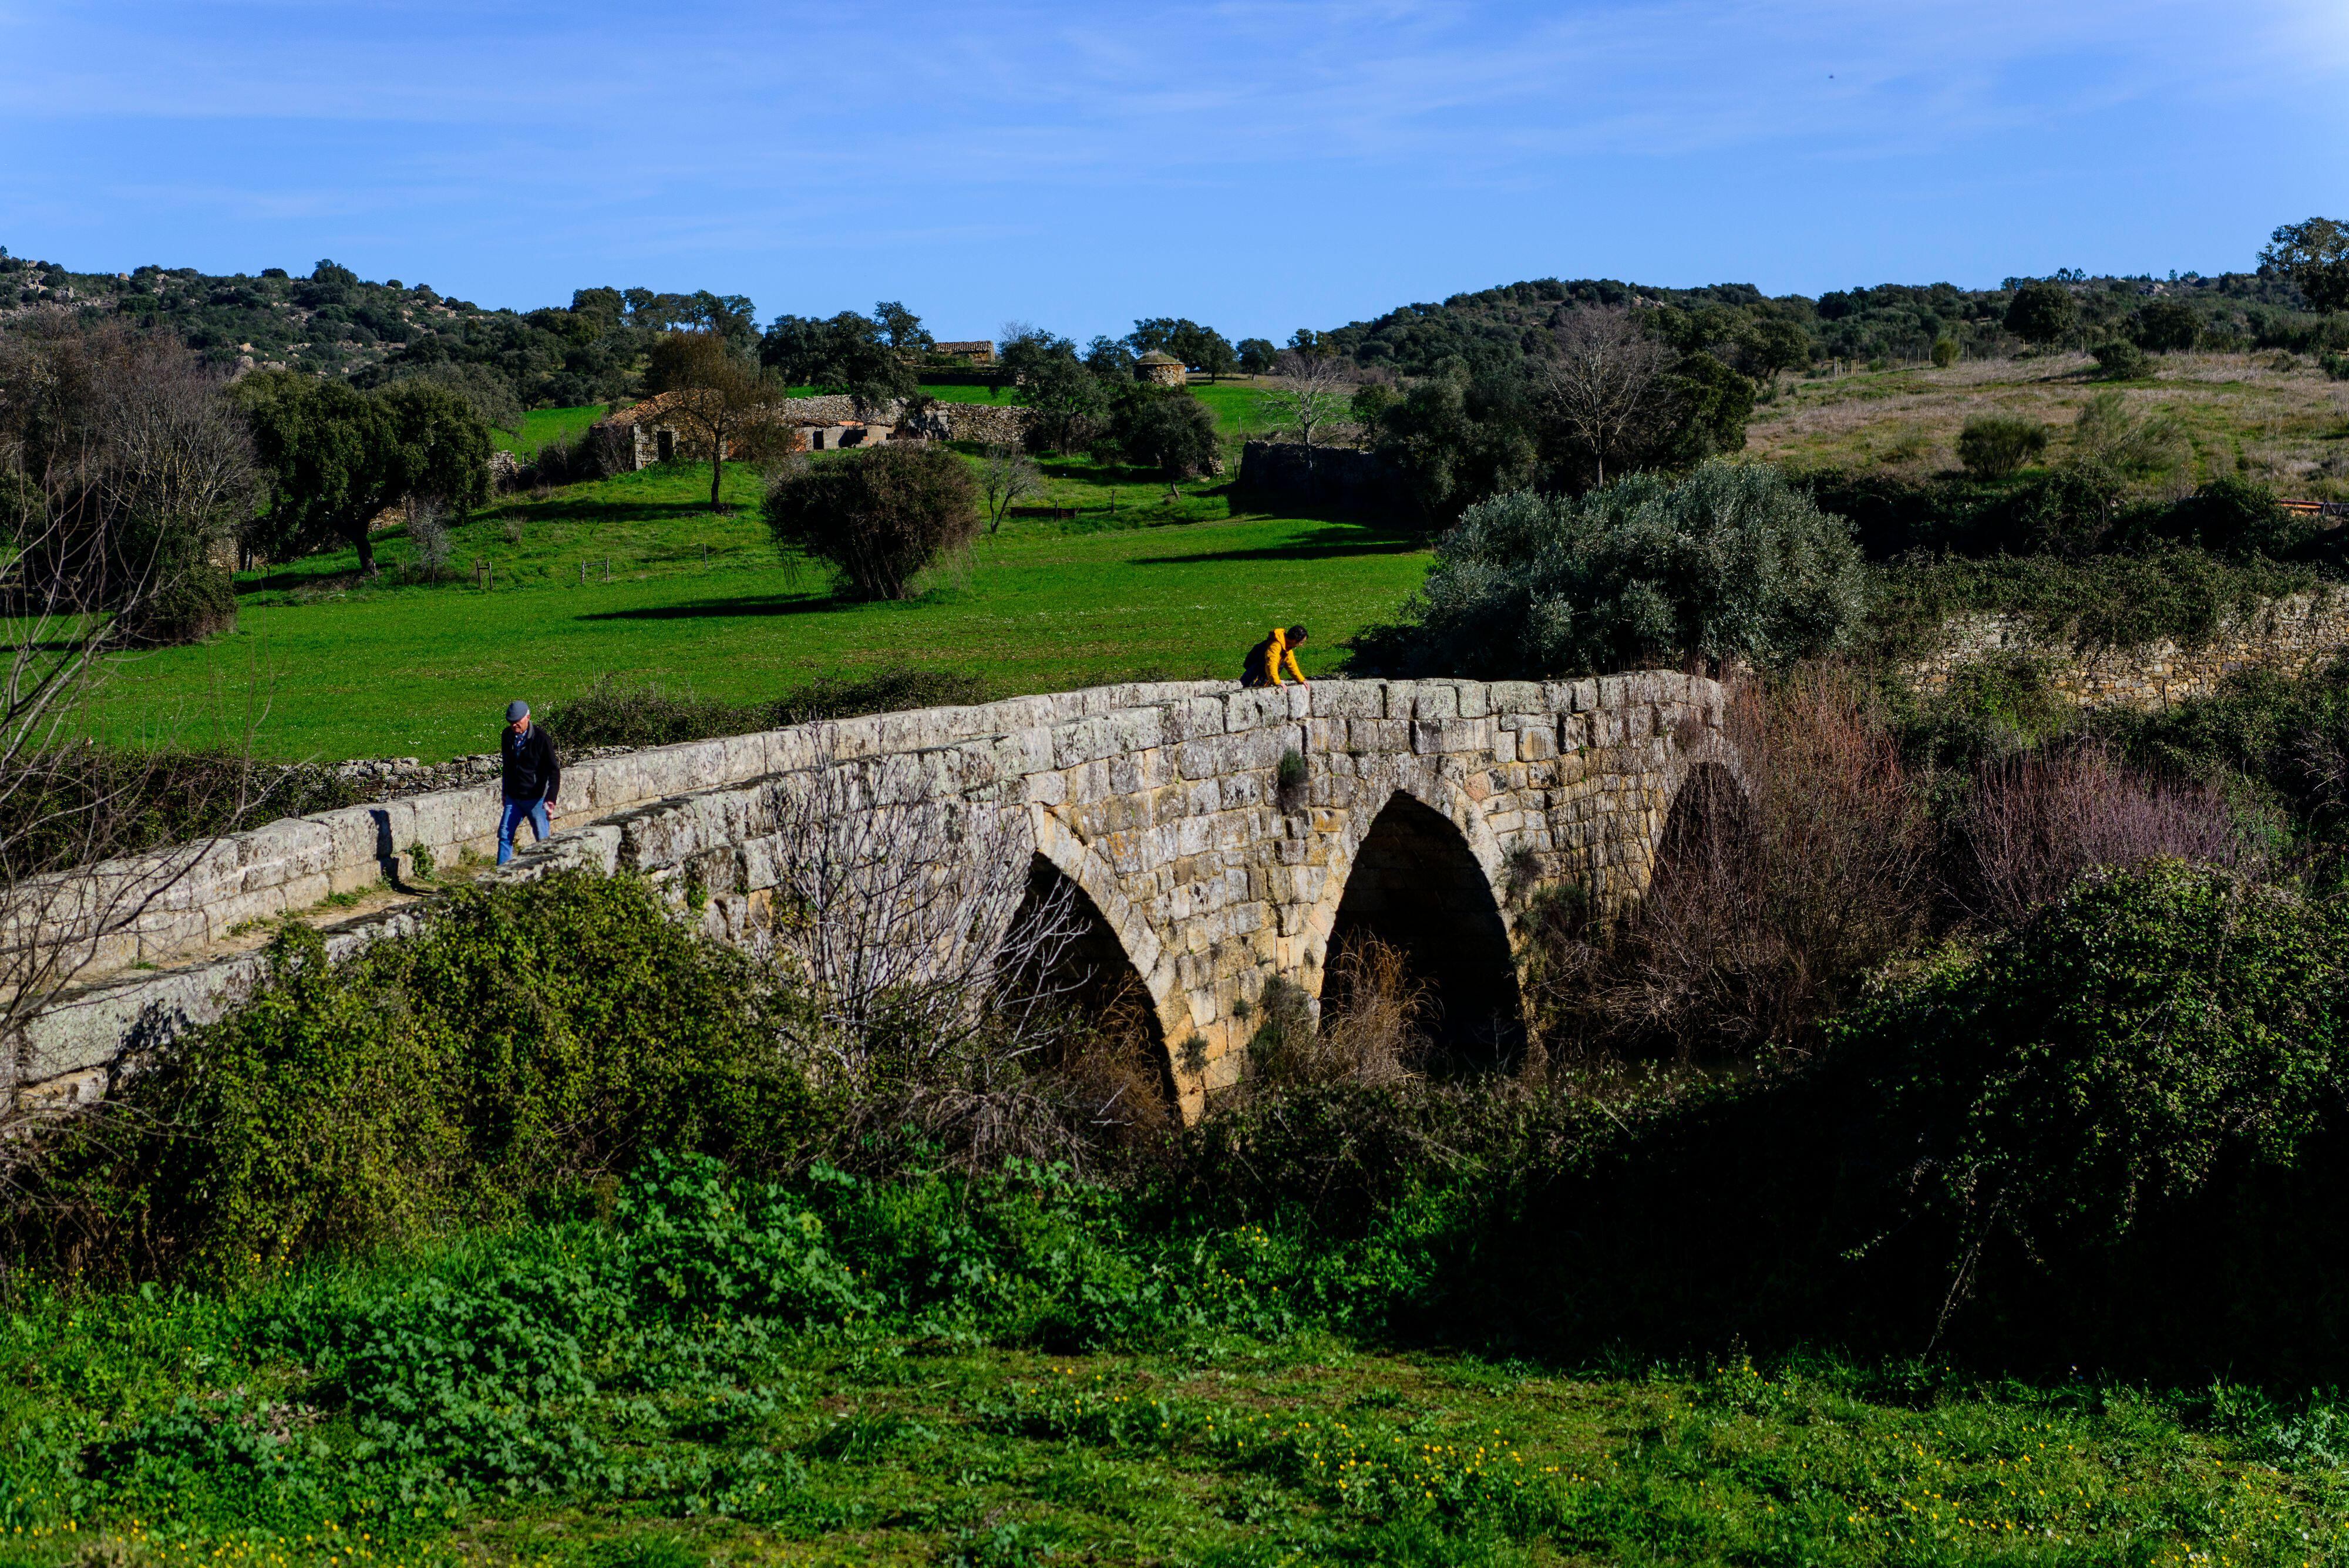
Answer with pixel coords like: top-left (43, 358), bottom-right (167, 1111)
top-left (1239, 635), bottom-right (1277, 687)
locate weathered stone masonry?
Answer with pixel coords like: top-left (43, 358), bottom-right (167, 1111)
top-left (10, 673), bottom-right (1732, 1123)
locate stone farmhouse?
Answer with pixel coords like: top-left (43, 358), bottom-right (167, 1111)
top-left (595, 393), bottom-right (1033, 470)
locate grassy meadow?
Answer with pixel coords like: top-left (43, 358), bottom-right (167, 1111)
top-left (85, 450), bottom-right (1422, 762)
top-left (1748, 351), bottom-right (2349, 494)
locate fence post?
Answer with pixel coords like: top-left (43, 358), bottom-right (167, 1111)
top-left (579, 560), bottom-right (587, 586)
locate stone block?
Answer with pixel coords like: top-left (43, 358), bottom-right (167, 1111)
top-left (1413, 718), bottom-right (1490, 754)
top-left (1163, 697), bottom-right (1227, 741)
top-left (1488, 681), bottom-right (1544, 714)
top-left (1312, 681), bottom-right (1384, 718)
top-left (1225, 688), bottom-right (1286, 732)
top-left (1412, 684), bottom-right (1459, 720)
top-left (1455, 682), bottom-right (1490, 719)
top-left (1349, 718), bottom-right (1411, 753)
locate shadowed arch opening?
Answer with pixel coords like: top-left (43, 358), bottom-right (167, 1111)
top-left (1648, 760), bottom-right (1752, 910)
top-left (1325, 793), bottom-right (1523, 1065)
top-left (1004, 855), bottom-right (1176, 1118)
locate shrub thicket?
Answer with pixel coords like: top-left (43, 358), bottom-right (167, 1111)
top-left (764, 442), bottom-right (980, 599)
top-left (0, 748), bottom-right (361, 879)
top-left (1108, 386), bottom-right (1220, 479)
top-left (2089, 338), bottom-right (2149, 379)
top-left (1356, 462), bottom-right (1867, 678)
top-left (5, 873), bottom-right (812, 1284)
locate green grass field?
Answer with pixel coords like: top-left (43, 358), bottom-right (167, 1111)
top-left (86, 374), bottom-right (1405, 762)
top-left (87, 456), bottom-right (1422, 761)
top-left (491, 406), bottom-right (611, 455)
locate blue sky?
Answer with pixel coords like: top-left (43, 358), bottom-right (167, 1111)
top-left (3, 1), bottom-right (2346, 344)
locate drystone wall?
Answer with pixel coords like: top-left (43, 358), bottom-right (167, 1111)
top-left (9, 674), bottom-right (1733, 1123)
top-left (1236, 441), bottom-right (1397, 512)
top-left (1903, 590), bottom-right (2349, 708)
top-left (933, 402), bottom-right (1031, 445)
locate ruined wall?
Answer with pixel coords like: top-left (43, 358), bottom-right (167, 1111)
top-left (1236, 441), bottom-right (1397, 513)
top-left (1903, 590), bottom-right (2349, 708)
top-left (10, 674), bottom-right (1731, 1123)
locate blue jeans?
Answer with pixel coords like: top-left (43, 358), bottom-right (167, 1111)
top-left (497, 798), bottom-right (550, 865)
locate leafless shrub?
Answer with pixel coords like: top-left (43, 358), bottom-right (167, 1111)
top-left (404, 499), bottom-right (452, 581)
top-left (1961, 742), bottom-right (2244, 927)
top-left (766, 742), bottom-right (1078, 1078)
top-left (1528, 668), bottom-right (1936, 1059)
top-left (1247, 936), bottom-right (1429, 1091)
top-left (0, 317), bottom-right (265, 1151)
top-left (978, 443), bottom-right (1043, 535)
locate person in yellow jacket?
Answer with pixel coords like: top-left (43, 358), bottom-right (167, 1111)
top-left (1240, 625), bottom-right (1311, 688)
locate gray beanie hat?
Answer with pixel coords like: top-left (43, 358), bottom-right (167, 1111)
top-left (506, 699), bottom-right (530, 723)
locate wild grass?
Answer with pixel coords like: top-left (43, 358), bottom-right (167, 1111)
top-left (487, 405), bottom-right (610, 455)
top-left (1754, 352), bottom-right (2349, 495)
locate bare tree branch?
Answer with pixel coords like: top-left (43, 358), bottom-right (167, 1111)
top-left (1532, 307), bottom-right (1675, 488)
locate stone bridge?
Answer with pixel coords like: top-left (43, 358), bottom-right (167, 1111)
top-left (12, 673), bottom-right (1734, 1121)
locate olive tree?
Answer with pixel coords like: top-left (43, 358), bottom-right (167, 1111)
top-left (235, 372), bottom-right (489, 574)
top-left (1358, 462), bottom-right (1867, 679)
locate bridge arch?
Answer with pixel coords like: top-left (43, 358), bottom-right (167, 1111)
top-left (1302, 773), bottom-right (1523, 1065)
top-left (1026, 806), bottom-right (1194, 1091)
top-left (1634, 724), bottom-right (1751, 904)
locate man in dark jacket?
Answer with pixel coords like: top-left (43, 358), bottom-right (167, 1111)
top-left (497, 699), bottom-right (561, 865)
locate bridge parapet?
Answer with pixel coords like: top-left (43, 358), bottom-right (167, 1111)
top-left (9, 674), bottom-right (1734, 1122)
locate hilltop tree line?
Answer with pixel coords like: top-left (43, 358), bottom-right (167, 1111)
top-left (5, 215), bottom-right (2341, 425)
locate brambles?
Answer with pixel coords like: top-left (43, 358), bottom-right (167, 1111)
top-left (543, 668), bottom-right (990, 749)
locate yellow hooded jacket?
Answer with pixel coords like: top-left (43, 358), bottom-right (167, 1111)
top-left (1258, 627), bottom-right (1305, 688)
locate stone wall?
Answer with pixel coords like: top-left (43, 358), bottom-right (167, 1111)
top-left (934, 402), bottom-right (1030, 445)
top-left (1236, 441), bottom-right (1398, 512)
top-left (9, 674), bottom-right (1732, 1123)
top-left (1903, 590), bottom-right (2349, 708)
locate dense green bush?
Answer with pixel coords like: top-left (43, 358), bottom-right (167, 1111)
top-left (541, 668), bottom-right (990, 749)
top-left (1955, 414), bottom-right (2048, 479)
top-left (1106, 385), bottom-right (1219, 479)
top-left (1355, 462), bottom-right (1867, 677)
top-left (1843, 862), bottom-right (2349, 1256)
top-left (2134, 298), bottom-right (2202, 352)
top-left (5, 873), bottom-right (812, 1284)
top-left (2090, 338), bottom-right (2149, 379)
top-left (117, 558), bottom-right (238, 645)
top-left (764, 442), bottom-right (980, 599)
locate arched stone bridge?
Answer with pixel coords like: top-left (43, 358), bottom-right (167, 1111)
top-left (13, 674), bottom-right (1733, 1121)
